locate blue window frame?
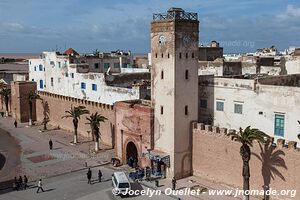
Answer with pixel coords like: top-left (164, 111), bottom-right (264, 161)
top-left (216, 101), bottom-right (224, 111)
top-left (234, 103), bottom-right (243, 114)
top-left (104, 63), bottom-right (110, 69)
top-left (39, 64), bottom-right (43, 71)
top-left (114, 63), bottom-right (120, 68)
top-left (39, 80), bottom-right (44, 89)
top-left (274, 114), bottom-right (284, 137)
top-left (122, 63), bottom-right (128, 68)
top-left (81, 82), bottom-right (86, 89)
top-left (92, 84), bottom-right (97, 91)
top-left (58, 62), bottom-right (61, 68)
top-left (200, 99), bottom-right (207, 108)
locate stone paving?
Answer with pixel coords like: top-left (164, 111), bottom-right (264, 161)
top-left (0, 116), bottom-right (114, 183)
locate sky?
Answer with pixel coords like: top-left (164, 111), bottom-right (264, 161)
top-left (0, 0), bottom-right (300, 54)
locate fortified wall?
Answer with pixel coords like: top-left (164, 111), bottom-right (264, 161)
top-left (36, 91), bottom-right (115, 148)
top-left (193, 123), bottom-right (300, 200)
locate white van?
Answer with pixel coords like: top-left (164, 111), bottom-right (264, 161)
top-left (112, 171), bottom-right (131, 195)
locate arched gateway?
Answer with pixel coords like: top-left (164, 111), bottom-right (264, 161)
top-left (126, 141), bottom-right (138, 167)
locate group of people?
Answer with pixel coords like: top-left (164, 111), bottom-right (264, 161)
top-left (14, 175), bottom-right (28, 190)
top-left (87, 168), bottom-right (103, 184)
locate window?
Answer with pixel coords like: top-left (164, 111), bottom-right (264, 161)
top-left (65, 72), bottom-right (68, 77)
top-left (122, 63), bottom-right (128, 68)
top-left (192, 53), bottom-right (194, 58)
top-left (161, 53), bottom-right (163, 58)
top-left (92, 84), bottom-right (97, 91)
top-left (94, 63), bottom-right (99, 69)
top-left (71, 73), bottom-right (74, 78)
top-left (114, 63), bottom-right (120, 68)
top-left (50, 77), bottom-right (53, 86)
top-left (81, 82), bottom-right (86, 89)
top-left (160, 106), bottom-right (163, 115)
top-left (274, 114), bottom-right (284, 137)
top-left (200, 99), bottom-right (207, 108)
top-left (161, 70), bottom-right (164, 79)
top-left (34, 66), bottom-right (37, 71)
top-left (31, 79), bottom-right (34, 81)
top-left (179, 53), bottom-right (182, 59)
top-left (185, 70), bottom-right (189, 80)
top-left (58, 62), bottom-right (61, 68)
top-left (186, 53), bottom-right (188, 58)
top-left (216, 101), bottom-right (224, 111)
top-left (104, 63), bottom-right (110, 69)
top-left (185, 106), bottom-right (188, 115)
top-left (39, 80), bottom-right (44, 89)
top-left (39, 64), bottom-right (43, 71)
top-left (168, 53), bottom-right (170, 58)
top-left (155, 53), bottom-right (157, 58)
top-left (50, 61), bottom-right (55, 65)
top-left (234, 103), bottom-right (243, 114)
top-left (29, 61), bottom-right (31, 65)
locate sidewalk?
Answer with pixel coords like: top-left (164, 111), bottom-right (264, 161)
top-left (0, 116), bottom-right (114, 183)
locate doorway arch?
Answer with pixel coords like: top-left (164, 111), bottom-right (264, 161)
top-left (126, 141), bottom-right (138, 167)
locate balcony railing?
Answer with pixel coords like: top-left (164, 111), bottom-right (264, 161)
top-left (153, 9), bottom-right (198, 21)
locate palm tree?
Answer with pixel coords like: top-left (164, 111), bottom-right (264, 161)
top-left (86, 112), bottom-right (107, 151)
top-left (227, 126), bottom-right (269, 200)
top-left (28, 91), bottom-right (40, 126)
top-left (62, 105), bottom-right (89, 144)
top-left (0, 88), bottom-right (10, 116)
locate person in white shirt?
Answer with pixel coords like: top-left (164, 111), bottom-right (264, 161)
top-left (36, 179), bottom-right (45, 193)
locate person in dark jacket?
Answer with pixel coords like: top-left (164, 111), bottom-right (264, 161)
top-left (49, 139), bottom-right (53, 150)
top-left (18, 176), bottom-right (23, 190)
top-left (24, 175), bottom-right (28, 190)
top-left (87, 168), bottom-right (92, 184)
top-left (98, 170), bottom-right (102, 182)
top-left (14, 177), bottom-right (18, 190)
top-left (14, 120), bottom-right (18, 128)
top-left (172, 177), bottom-right (176, 190)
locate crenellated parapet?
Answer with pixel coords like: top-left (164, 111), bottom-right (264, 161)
top-left (192, 122), bottom-right (299, 151)
top-left (37, 91), bottom-right (114, 110)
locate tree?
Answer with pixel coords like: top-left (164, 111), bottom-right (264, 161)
top-left (0, 88), bottom-right (10, 116)
top-left (86, 112), bottom-right (107, 151)
top-left (62, 105), bottom-right (89, 144)
top-left (227, 126), bottom-right (269, 200)
top-left (28, 91), bottom-right (40, 126)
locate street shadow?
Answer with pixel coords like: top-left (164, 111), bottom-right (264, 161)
top-left (252, 141), bottom-right (287, 200)
top-left (44, 188), bottom-right (55, 192)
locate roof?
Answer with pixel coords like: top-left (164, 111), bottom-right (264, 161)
top-left (113, 172), bottom-right (130, 183)
top-left (64, 48), bottom-right (79, 56)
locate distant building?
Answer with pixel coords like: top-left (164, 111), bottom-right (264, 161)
top-left (199, 41), bottom-right (223, 61)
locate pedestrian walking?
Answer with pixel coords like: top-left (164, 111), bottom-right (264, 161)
top-left (87, 168), bottom-right (92, 184)
top-left (24, 175), bottom-right (28, 190)
top-left (14, 120), bottom-right (18, 128)
top-left (1, 112), bottom-right (4, 117)
top-left (172, 177), bottom-right (176, 190)
top-left (36, 179), bottom-right (45, 193)
top-left (18, 176), bottom-right (23, 190)
top-left (49, 139), bottom-right (53, 150)
top-left (98, 169), bottom-right (102, 182)
top-left (14, 177), bottom-right (18, 191)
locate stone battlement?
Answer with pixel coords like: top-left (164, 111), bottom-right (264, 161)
top-left (192, 122), bottom-right (299, 151)
top-left (38, 91), bottom-right (114, 110)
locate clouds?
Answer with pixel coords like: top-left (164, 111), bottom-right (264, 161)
top-left (0, 1), bottom-right (299, 53)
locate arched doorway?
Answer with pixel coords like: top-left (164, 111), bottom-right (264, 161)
top-left (126, 141), bottom-right (138, 167)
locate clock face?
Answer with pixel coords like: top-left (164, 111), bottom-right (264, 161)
top-left (158, 35), bottom-right (166, 45)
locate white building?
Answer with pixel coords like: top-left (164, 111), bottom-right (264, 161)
top-left (199, 74), bottom-right (300, 146)
top-left (29, 50), bottom-right (150, 105)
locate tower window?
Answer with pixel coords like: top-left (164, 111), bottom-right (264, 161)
top-left (185, 70), bottom-right (189, 80)
top-left (161, 106), bottom-right (164, 115)
top-left (161, 70), bottom-right (164, 79)
top-left (185, 106), bottom-right (188, 115)
top-left (179, 53), bottom-right (182, 59)
top-left (155, 53), bottom-right (158, 58)
top-left (192, 53), bottom-right (195, 58)
top-left (168, 53), bottom-right (170, 58)
top-left (161, 53), bottom-right (163, 58)
top-left (186, 53), bottom-right (188, 59)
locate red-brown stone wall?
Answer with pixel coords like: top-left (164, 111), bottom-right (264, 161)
top-left (36, 91), bottom-right (115, 147)
top-left (193, 123), bottom-right (300, 200)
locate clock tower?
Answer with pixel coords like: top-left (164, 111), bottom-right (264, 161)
top-left (151, 8), bottom-right (199, 179)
